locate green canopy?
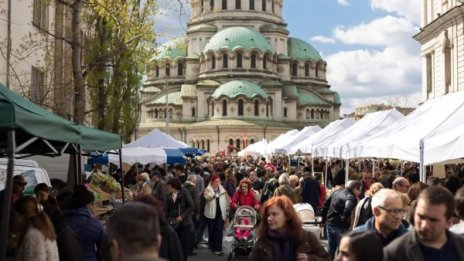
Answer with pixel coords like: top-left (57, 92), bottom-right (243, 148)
top-left (78, 125), bottom-right (121, 151)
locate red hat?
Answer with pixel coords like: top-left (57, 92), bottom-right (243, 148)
top-left (210, 174), bottom-right (220, 184)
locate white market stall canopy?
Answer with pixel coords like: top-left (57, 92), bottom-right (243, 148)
top-left (237, 138), bottom-right (268, 157)
top-left (108, 147), bottom-right (185, 165)
top-left (291, 118), bottom-right (355, 154)
top-left (275, 125), bottom-right (322, 155)
top-left (266, 129), bottom-right (299, 155)
top-left (126, 129), bottom-right (197, 154)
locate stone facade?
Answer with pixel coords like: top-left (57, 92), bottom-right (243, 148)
top-left (138, 0), bottom-right (341, 153)
top-left (414, 1), bottom-right (464, 101)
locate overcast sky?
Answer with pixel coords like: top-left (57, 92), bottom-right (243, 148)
top-left (155, 0), bottom-right (422, 115)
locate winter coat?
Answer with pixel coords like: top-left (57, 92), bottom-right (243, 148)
top-left (165, 187), bottom-right (194, 227)
top-left (159, 223), bottom-right (185, 261)
top-left (301, 177), bottom-right (321, 210)
top-left (152, 180), bottom-right (168, 210)
top-left (231, 189), bottom-right (259, 209)
top-left (250, 230), bottom-right (330, 261)
top-left (353, 217), bottom-right (408, 246)
top-left (321, 188), bottom-right (357, 229)
top-left (63, 208), bottom-right (105, 261)
top-left (15, 226), bottom-right (59, 261)
top-left (203, 184), bottom-right (229, 221)
top-left (183, 181), bottom-right (200, 218)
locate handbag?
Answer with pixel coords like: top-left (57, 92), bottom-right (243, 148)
top-left (168, 205), bottom-right (181, 229)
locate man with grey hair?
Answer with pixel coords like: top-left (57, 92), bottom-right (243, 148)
top-left (392, 177), bottom-right (410, 194)
top-left (274, 174), bottom-right (297, 203)
top-left (183, 174), bottom-right (200, 256)
top-left (354, 188), bottom-right (408, 246)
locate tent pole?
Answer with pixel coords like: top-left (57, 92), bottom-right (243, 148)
top-left (119, 149), bottom-right (125, 203)
top-left (77, 145), bottom-right (82, 184)
top-left (324, 157), bottom-right (328, 188)
top-left (419, 139), bottom-right (425, 182)
top-left (311, 157), bottom-right (314, 174)
top-left (1, 130), bottom-right (15, 260)
top-left (372, 159), bottom-right (375, 175)
top-left (345, 159), bottom-right (349, 184)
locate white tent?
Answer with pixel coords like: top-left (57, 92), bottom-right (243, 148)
top-left (108, 147), bottom-right (186, 165)
top-left (322, 109), bottom-right (404, 159)
top-left (237, 138), bottom-right (268, 157)
top-left (275, 125), bottom-right (322, 155)
top-left (125, 129), bottom-right (197, 154)
top-left (423, 124), bottom-right (464, 165)
top-left (266, 129), bottom-right (299, 155)
top-left (346, 90), bottom-right (464, 166)
top-left (292, 118), bottom-right (355, 154)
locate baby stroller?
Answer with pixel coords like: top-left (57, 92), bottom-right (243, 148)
top-left (226, 205), bottom-right (258, 261)
top-left (293, 203), bottom-right (323, 238)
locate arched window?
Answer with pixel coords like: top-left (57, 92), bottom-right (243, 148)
top-left (210, 0), bottom-right (214, 10)
top-left (222, 53), bottom-right (228, 68)
top-left (238, 99), bottom-right (244, 116)
top-left (201, 0), bottom-right (204, 12)
top-left (250, 139), bottom-right (255, 144)
top-left (211, 54), bottom-right (216, 69)
top-left (271, 0), bottom-right (274, 13)
top-left (207, 139), bottom-right (210, 151)
top-left (254, 100), bottom-right (259, 116)
top-left (229, 139), bottom-right (234, 145)
top-left (251, 53), bottom-right (257, 68)
top-left (155, 65), bottom-right (159, 77)
top-left (250, 0), bottom-right (255, 10)
top-left (305, 63), bottom-right (309, 76)
top-left (165, 64), bottom-right (170, 76)
top-left (236, 53), bottom-right (243, 68)
top-left (201, 140), bottom-right (205, 149)
top-left (211, 101), bottom-right (215, 116)
top-left (163, 109), bottom-right (167, 118)
top-left (315, 64), bottom-right (319, 78)
top-left (320, 110), bottom-right (324, 119)
top-left (291, 62), bottom-right (297, 76)
top-left (262, 0), bottom-right (266, 11)
top-left (236, 138), bottom-right (241, 150)
top-left (222, 100), bottom-right (227, 116)
top-left (236, 0), bottom-right (241, 9)
top-left (306, 109), bottom-right (310, 119)
top-left (154, 109), bottom-right (158, 118)
top-left (222, 0), bottom-right (227, 10)
top-left (168, 108), bottom-right (173, 119)
top-left (283, 107), bottom-right (288, 118)
top-left (178, 62), bottom-right (184, 76)
top-left (311, 109), bottom-right (314, 119)
top-left (192, 107), bottom-right (196, 117)
top-left (266, 101), bottom-right (269, 117)
top-left (263, 54), bottom-right (267, 69)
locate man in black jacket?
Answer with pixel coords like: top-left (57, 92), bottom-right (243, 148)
top-left (300, 171), bottom-right (320, 210)
top-left (321, 180), bottom-right (361, 259)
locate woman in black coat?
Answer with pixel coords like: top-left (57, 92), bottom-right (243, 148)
top-left (166, 178), bottom-right (194, 259)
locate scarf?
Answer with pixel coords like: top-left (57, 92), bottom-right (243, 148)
top-left (267, 229), bottom-right (295, 261)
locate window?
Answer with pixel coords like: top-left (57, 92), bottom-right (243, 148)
top-left (250, 0), bottom-right (255, 10)
top-left (306, 109), bottom-right (310, 119)
top-left (222, 0), bottom-right (227, 10)
top-left (263, 54), bottom-right (267, 69)
top-left (155, 65), bottom-right (159, 77)
top-left (311, 109), bottom-right (314, 119)
top-left (305, 63), bottom-right (309, 76)
top-left (236, 138), bottom-right (241, 150)
top-left (254, 100), bottom-right (259, 116)
top-left (262, 0), bottom-right (266, 11)
top-left (236, 0), bottom-right (241, 9)
top-left (272, 0), bottom-right (274, 13)
top-left (223, 54), bottom-right (228, 68)
top-left (426, 53), bottom-right (433, 93)
top-left (169, 108), bottom-right (173, 119)
top-left (251, 53), bottom-right (257, 68)
top-left (320, 110), bottom-right (324, 119)
top-left (229, 139), bottom-right (234, 145)
top-left (192, 107), bottom-right (196, 117)
top-left (210, 0), bottom-right (214, 10)
top-left (211, 101), bottom-right (215, 116)
top-left (222, 100), bottom-right (227, 116)
top-left (165, 64), bottom-right (170, 76)
top-left (266, 101), bottom-right (269, 117)
top-left (33, 0), bottom-right (48, 30)
top-left (31, 66), bottom-right (45, 103)
top-left (201, 0), bottom-right (204, 12)
top-left (291, 62), bottom-right (298, 76)
top-left (236, 53), bottom-right (243, 68)
top-left (154, 109), bottom-right (158, 118)
top-left (283, 107), bottom-right (287, 118)
top-left (250, 139), bottom-right (255, 144)
top-left (201, 140), bottom-right (205, 149)
top-left (207, 139), bottom-right (210, 151)
top-left (177, 62), bottom-right (184, 76)
top-left (315, 64), bottom-right (319, 78)
top-left (238, 99), bottom-right (244, 116)
top-left (211, 54), bottom-right (216, 69)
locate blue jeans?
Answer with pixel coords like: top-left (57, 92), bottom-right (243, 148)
top-left (326, 224), bottom-right (347, 259)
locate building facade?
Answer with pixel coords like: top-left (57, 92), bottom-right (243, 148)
top-left (414, 0), bottom-right (464, 101)
top-left (138, 0), bottom-right (341, 154)
top-left (1, 1), bottom-right (76, 119)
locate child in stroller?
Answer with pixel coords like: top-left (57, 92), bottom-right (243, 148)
top-left (226, 206), bottom-right (257, 261)
top-left (234, 217), bottom-right (252, 242)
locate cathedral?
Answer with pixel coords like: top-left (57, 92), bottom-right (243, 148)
top-left (138, 0), bottom-right (341, 154)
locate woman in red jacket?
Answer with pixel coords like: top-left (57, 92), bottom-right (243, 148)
top-left (231, 178), bottom-right (260, 210)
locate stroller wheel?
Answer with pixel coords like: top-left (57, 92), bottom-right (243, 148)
top-left (228, 251), bottom-right (236, 261)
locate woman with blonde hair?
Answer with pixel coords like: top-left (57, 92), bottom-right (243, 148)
top-left (13, 196), bottom-right (59, 261)
top-left (134, 172), bottom-right (152, 197)
top-left (352, 182), bottom-right (384, 228)
top-left (251, 196), bottom-right (329, 261)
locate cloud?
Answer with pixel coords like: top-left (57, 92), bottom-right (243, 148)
top-left (311, 35), bottom-right (336, 44)
top-left (326, 15), bottom-right (422, 113)
top-left (337, 0), bottom-right (350, 6)
top-left (371, 0), bottom-right (421, 24)
top-left (154, 1), bottom-right (191, 43)
top-left (340, 91), bottom-right (422, 115)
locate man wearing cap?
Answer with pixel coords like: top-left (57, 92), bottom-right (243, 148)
top-left (151, 170), bottom-right (168, 209)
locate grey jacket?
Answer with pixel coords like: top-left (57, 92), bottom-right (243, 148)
top-left (384, 230), bottom-right (464, 261)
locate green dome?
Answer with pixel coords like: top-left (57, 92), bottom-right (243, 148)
top-left (211, 80), bottom-right (268, 99)
top-left (152, 38), bottom-right (187, 61)
top-left (297, 90), bottom-right (330, 106)
top-left (148, 92), bottom-right (182, 105)
top-left (288, 37), bottom-right (323, 62)
top-left (204, 27), bottom-right (273, 53)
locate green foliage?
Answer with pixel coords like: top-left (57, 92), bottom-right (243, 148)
top-left (83, 0), bottom-right (159, 141)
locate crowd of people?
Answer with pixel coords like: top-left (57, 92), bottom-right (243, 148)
top-left (2, 155), bottom-right (464, 261)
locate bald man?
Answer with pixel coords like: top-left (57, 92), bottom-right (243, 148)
top-left (392, 177), bottom-right (410, 194)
